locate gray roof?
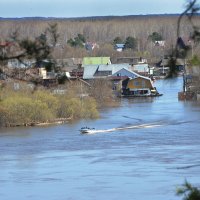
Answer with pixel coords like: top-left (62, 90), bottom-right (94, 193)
top-left (112, 68), bottom-right (140, 79)
top-left (99, 63), bottom-right (130, 73)
top-left (83, 65), bottom-right (98, 79)
top-left (83, 64), bottom-right (131, 79)
top-left (132, 63), bottom-right (149, 72)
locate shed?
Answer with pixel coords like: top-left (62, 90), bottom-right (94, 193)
top-left (114, 43), bottom-right (125, 52)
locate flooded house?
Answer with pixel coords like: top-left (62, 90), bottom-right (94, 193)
top-left (122, 76), bottom-right (161, 97)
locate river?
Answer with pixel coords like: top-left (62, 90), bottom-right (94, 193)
top-left (0, 77), bottom-right (200, 200)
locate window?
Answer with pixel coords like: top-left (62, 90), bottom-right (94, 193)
top-left (134, 81), bottom-right (139, 86)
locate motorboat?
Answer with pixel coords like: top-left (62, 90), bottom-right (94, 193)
top-left (80, 127), bottom-right (95, 134)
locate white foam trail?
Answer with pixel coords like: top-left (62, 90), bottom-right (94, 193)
top-left (83, 122), bottom-right (165, 134)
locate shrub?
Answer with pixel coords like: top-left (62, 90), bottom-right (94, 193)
top-left (56, 97), bottom-right (80, 119)
top-left (82, 97), bottom-right (99, 119)
top-left (0, 96), bottom-right (54, 126)
top-left (190, 55), bottom-right (200, 66)
top-left (33, 90), bottom-right (59, 114)
top-left (0, 86), bottom-right (99, 127)
top-left (57, 96), bottom-right (99, 119)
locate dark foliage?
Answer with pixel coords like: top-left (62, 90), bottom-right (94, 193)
top-left (167, 0), bottom-right (200, 78)
top-left (124, 36), bottom-right (137, 50)
top-left (67, 33), bottom-right (86, 48)
top-left (148, 32), bottom-right (163, 42)
top-left (177, 181), bottom-right (200, 200)
top-left (113, 36), bottom-right (123, 45)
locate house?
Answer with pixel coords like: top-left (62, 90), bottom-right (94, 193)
top-left (70, 68), bottom-right (84, 78)
top-left (157, 58), bottom-right (186, 75)
top-left (82, 57), bottom-right (111, 65)
top-left (109, 67), bottom-right (142, 91)
top-left (57, 58), bottom-right (83, 78)
top-left (0, 42), bottom-right (12, 47)
top-left (114, 44), bottom-right (125, 52)
top-left (111, 67), bottom-right (140, 79)
top-left (85, 42), bottom-right (99, 51)
top-left (131, 63), bottom-right (151, 76)
top-left (82, 63), bottom-right (144, 93)
top-left (122, 76), bottom-right (159, 96)
top-left (154, 40), bottom-right (165, 47)
top-left (83, 65), bottom-right (99, 79)
top-left (39, 68), bottom-right (56, 80)
top-left (35, 61), bottom-right (57, 86)
top-left (39, 68), bottom-right (47, 79)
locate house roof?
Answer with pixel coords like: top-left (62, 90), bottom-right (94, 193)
top-left (83, 64), bottom-right (131, 79)
top-left (115, 44), bottom-right (125, 48)
top-left (132, 63), bottom-right (149, 72)
top-left (133, 75), bottom-right (151, 81)
top-left (83, 65), bottom-right (99, 79)
top-left (98, 63), bottom-right (130, 73)
top-left (0, 42), bottom-right (12, 47)
top-left (82, 57), bottom-right (111, 65)
top-left (112, 67), bottom-right (140, 79)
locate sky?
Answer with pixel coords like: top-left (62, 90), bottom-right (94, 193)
top-left (0, 0), bottom-right (188, 18)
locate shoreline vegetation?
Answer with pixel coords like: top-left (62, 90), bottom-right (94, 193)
top-left (0, 83), bottom-right (98, 128)
top-left (0, 80), bottom-right (119, 128)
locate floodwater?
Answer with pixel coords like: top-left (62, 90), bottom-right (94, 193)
top-left (0, 77), bottom-right (200, 200)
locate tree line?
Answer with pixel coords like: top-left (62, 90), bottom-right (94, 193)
top-left (0, 15), bottom-right (199, 59)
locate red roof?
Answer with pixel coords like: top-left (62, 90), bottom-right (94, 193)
top-left (0, 42), bottom-right (12, 47)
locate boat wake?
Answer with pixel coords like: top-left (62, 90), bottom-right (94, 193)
top-left (80, 120), bottom-right (194, 134)
top-left (81, 121), bottom-right (165, 134)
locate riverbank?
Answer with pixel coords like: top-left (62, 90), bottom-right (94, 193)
top-left (0, 86), bottom-right (99, 127)
top-left (4, 118), bottom-right (71, 127)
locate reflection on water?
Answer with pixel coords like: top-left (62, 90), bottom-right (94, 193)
top-left (0, 77), bottom-right (200, 200)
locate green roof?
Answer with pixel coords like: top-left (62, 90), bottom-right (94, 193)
top-left (83, 57), bottom-right (111, 65)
